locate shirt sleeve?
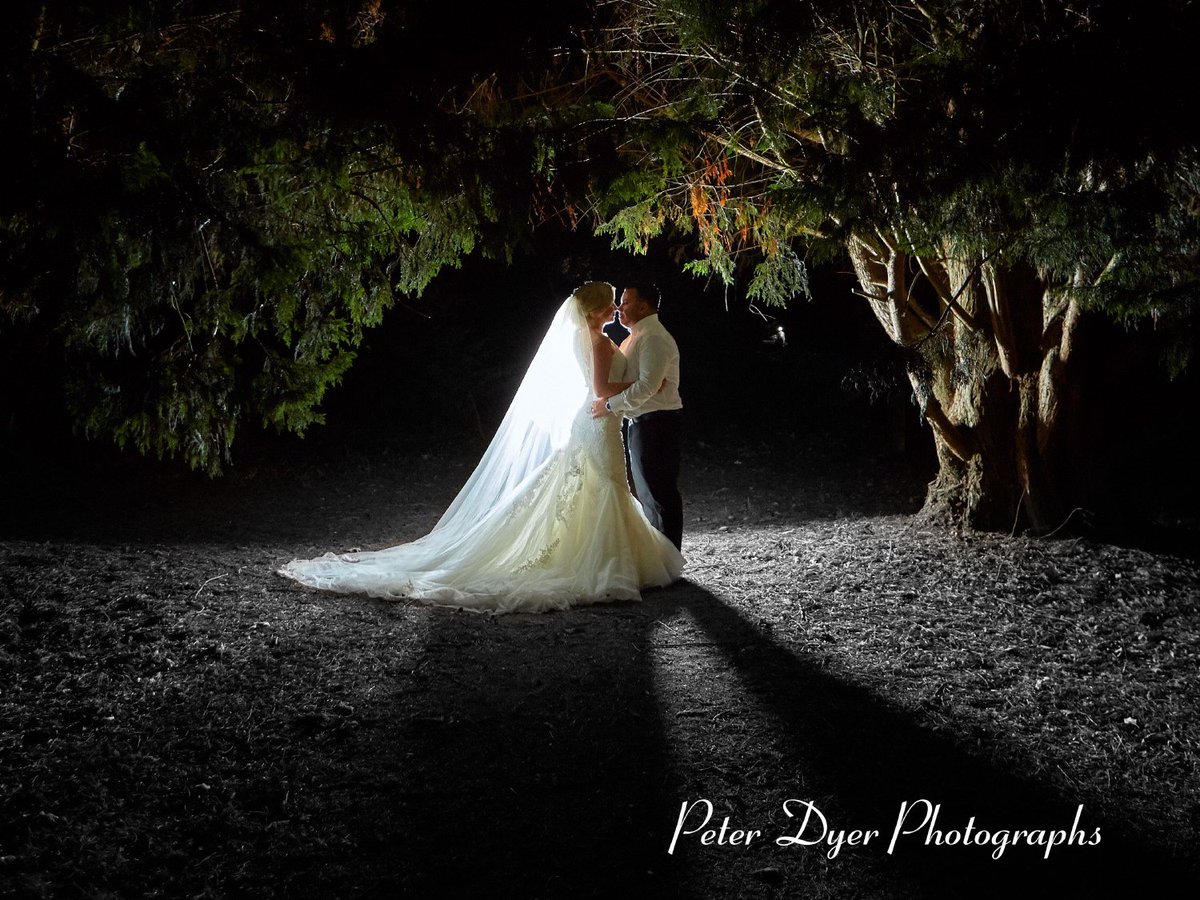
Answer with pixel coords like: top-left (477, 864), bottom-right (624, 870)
top-left (608, 333), bottom-right (670, 416)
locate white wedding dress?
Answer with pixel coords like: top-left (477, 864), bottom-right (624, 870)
top-left (278, 295), bottom-right (684, 613)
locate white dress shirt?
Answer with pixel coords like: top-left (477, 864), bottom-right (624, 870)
top-left (607, 314), bottom-right (682, 418)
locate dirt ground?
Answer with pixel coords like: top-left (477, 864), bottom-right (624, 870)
top-left (2, 436), bottom-right (1198, 898)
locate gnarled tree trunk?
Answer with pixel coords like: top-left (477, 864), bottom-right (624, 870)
top-left (848, 234), bottom-right (1087, 532)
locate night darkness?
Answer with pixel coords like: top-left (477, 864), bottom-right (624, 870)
top-left (2, 3), bottom-right (1199, 898)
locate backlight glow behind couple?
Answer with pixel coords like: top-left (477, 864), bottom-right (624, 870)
top-left (279, 281), bottom-right (683, 613)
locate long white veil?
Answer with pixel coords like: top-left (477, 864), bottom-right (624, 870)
top-left (278, 282), bottom-right (684, 610)
top-left (420, 292), bottom-right (593, 543)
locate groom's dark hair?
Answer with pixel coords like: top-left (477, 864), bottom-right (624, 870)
top-left (625, 282), bottom-right (661, 310)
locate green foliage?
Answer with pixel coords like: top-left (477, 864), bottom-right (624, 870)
top-left (5, 0), bottom-right (1197, 475)
top-left (681, 241), bottom-right (735, 286)
top-left (579, 0), bottom-right (1200, 336)
top-left (0, 2), bottom-right (524, 473)
top-left (746, 244), bottom-right (810, 308)
top-left (596, 199), bottom-right (667, 255)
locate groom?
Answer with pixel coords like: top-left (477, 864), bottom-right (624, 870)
top-left (591, 283), bottom-right (683, 550)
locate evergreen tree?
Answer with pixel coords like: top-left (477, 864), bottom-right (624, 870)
top-left (554, 0), bottom-right (1200, 530)
top-left (4, 1), bottom-right (1196, 535)
top-left (0, 1), bottom-right (571, 472)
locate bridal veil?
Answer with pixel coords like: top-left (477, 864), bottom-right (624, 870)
top-left (278, 283), bottom-right (683, 612)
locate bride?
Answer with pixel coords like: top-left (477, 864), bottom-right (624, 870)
top-left (277, 282), bottom-right (685, 613)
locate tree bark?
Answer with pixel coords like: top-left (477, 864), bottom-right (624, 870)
top-left (849, 238), bottom-right (1089, 532)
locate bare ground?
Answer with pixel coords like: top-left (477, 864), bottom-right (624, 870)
top-left (2, 437), bottom-right (1198, 898)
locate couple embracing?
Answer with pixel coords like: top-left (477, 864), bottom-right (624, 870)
top-left (280, 281), bottom-right (684, 613)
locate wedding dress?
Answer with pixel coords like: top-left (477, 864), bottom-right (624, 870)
top-left (278, 293), bottom-right (684, 613)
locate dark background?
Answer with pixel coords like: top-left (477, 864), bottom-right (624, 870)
top-left (3, 227), bottom-right (1197, 538)
top-left (309, 234), bottom-right (921, 455)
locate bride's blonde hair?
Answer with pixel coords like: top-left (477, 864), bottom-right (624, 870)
top-left (571, 281), bottom-right (615, 315)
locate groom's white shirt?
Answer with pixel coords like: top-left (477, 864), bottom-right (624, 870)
top-left (608, 313), bottom-right (681, 418)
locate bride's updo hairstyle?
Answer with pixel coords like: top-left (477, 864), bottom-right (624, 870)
top-left (571, 281), bottom-right (615, 316)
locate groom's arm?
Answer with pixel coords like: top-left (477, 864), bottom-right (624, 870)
top-left (607, 334), bottom-right (671, 417)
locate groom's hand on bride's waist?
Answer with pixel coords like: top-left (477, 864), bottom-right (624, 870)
top-left (590, 398), bottom-right (611, 419)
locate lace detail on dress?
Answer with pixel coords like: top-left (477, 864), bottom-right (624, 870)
top-left (514, 537), bottom-right (561, 574)
top-left (503, 466), bottom-right (551, 526)
top-left (555, 449), bottom-right (586, 523)
top-left (510, 442), bottom-right (586, 573)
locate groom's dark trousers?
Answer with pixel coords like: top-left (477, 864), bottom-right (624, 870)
top-left (627, 409), bottom-right (683, 550)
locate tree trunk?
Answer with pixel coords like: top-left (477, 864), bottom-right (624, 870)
top-left (847, 236), bottom-right (1089, 532)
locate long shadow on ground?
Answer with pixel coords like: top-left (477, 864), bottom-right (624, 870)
top-left (278, 579), bottom-right (1194, 899)
top-left (4, 441), bottom-right (1194, 896)
top-left (658, 581), bottom-right (1191, 897)
top-left (325, 604), bottom-right (683, 897)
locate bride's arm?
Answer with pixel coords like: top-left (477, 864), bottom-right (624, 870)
top-left (591, 337), bottom-right (634, 399)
